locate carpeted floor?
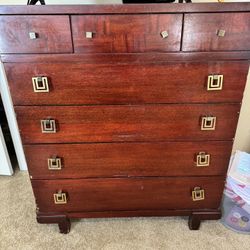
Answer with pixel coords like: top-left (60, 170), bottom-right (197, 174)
top-left (1, 171), bottom-right (250, 250)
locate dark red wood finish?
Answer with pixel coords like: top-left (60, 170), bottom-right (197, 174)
top-left (25, 141), bottom-right (232, 179)
top-left (6, 61), bottom-right (248, 105)
top-left (183, 13), bottom-right (250, 52)
top-left (1, 3), bottom-right (250, 233)
top-left (36, 214), bottom-right (71, 234)
top-left (1, 3), bottom-right (250, 15)
top-left (36, 210), bottom-right (221, 233)
top-left (188, 211), bottom-right (222, 230)
top-left (72, 14), bottom-right (182, 53)
top-left (2, 52), bottom-right (250, 63)
top-left (32, 176), bottom-right (225, 213)
top-left (0, 15), bottom-right (72, 54)
top-left (15, 104), bottom-right (240, 144)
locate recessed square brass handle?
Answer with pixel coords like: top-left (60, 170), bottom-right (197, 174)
top-left (207, 75), bottom-right (223, 91)
top-left (196, 152), bottom-right (210, 167)
top-left (54, 190), bottom-right (67, 204)
top-left (41, 119), bottom-right (57, 133)
top-left (32, 76), bottom-right (49, 93)
top-left (200, 116), bottom-right (217, 131)
top-left (48, 157), bottom-right (62, 170)
top-left (192, 187), bottom-right (205, 201)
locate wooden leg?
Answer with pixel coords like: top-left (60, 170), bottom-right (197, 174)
top-left (188, 210), bottom-right (222, 230)
top-left (37, 212), bottom-right (71, 234)
top-left (188, 214), bottom-right (201, 230)
top-left (58, 216), bottom-right (71, 234)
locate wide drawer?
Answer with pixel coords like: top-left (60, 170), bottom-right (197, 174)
top-left (183, 13), bottom-right (250, 52)
top-left (71, 14), bottom-right (182, 53)
top-left (0, 16), bottom-right (73, 53)
top-left (6, 61), bottom-right (248, 105)
top-left (25, 141), bottom-right (232, 179)
top-left (15, 104), bottom-right (240, 144)
top-left (32, 177), bottom-right (225, 213)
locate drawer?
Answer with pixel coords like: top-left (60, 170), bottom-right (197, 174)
top-left (25, 141), bottom-right (232, 179)
top-left (183, 13), bottom-right (250, 52)
top-left (32, 177), bottom-right (225, 213)
top-left (71, 14), bottom-right (182, 53)
top-left (6, 61), bottom-right (248, 105)
top-left (0, 16), bottom-right (73, 53)
top-left (15, 104), bottom-right (240, 144)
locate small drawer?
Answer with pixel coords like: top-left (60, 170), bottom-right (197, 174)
top-left (0, 16), bottom-right (73, 53)
top-left (182, 13), bottom-right (250, 51)
top-left (25, 141), bottom-right (232, 179)
top-left (5, 61), bottom-right (248, 105)
top-left (71, 14), bottom-right (182, 53)
top-left (15, 104), bottom-right (240, 144)
top-left (32, 177), bottom-right (225, 213)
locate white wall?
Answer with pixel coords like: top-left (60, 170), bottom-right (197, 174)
top-left (1, 0), bottom-right (250, 4)
top-left (0, 126), bottom-right (13, 175)
top-left (0, 0), bottom-right (122, 4)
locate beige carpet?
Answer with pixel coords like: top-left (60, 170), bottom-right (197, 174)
top-left (1, 171), bottom-right (250, 250)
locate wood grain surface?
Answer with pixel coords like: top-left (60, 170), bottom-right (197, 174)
top-left (6, 61), bottom-right (248, 105)
top-left (15, 104), bottom-right (240, 144)
top-left (72, 14), bottom-right (182, 53)
top-left (25, 141), bottom-right (232, 179)
top-left (0, 15), bottom-right (73, 54)
top-left (183, 13), bottom-right (250, 51)
top-left (1, 3), bottom-right (250, 15)
top-left (32, 176), bottom-right (225, 213)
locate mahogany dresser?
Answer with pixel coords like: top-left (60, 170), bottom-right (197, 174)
top-left (0, 3), bottom-right (250, 233)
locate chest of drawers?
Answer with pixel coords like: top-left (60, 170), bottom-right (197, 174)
top-left (1, 3), bottom-right (250, 234)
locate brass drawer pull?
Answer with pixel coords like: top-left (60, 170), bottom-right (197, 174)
top-left (41, 119), bottom-right (57, 133)
top-left (196, 152), bottom-right (210, 167)
top-left (201, 116), bottom-right (216, 131)
top-left (32, 76), bottom-right (49, 93)
top-left (192, 187), bottom-right (205, 201)
top-left (217, 29), bottom-right (226, 37)
top-left (160, 30), bottom-right (169, 39)
top-left (86, 31), bottom-right (94, 39)
top-left (207, 75), bottom-right (223, 91)
top-left (54, 190), bottom-right (67, 204)
top-left (29, 32), bottom-right (38, 40)
top-left (48, 157), bottom-right (62, 170)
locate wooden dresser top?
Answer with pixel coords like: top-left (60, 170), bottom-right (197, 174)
top-left (1, 3), bottom-right (250, 15)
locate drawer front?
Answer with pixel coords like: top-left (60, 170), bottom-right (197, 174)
top-left (71, 14), bottom-right (182, 53)
top-left (15, 104), bottom-right (240, 144)
top-left (6, 61), bottom-right (248, 105)
top-left (25, 141), bottom-right (232, 179)
top-left (0, 16), bottom-right (73, 53)
top-left (32, 177), bottom-right (225, 213)
top-left (183, 13), bottom-right (250, 52)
